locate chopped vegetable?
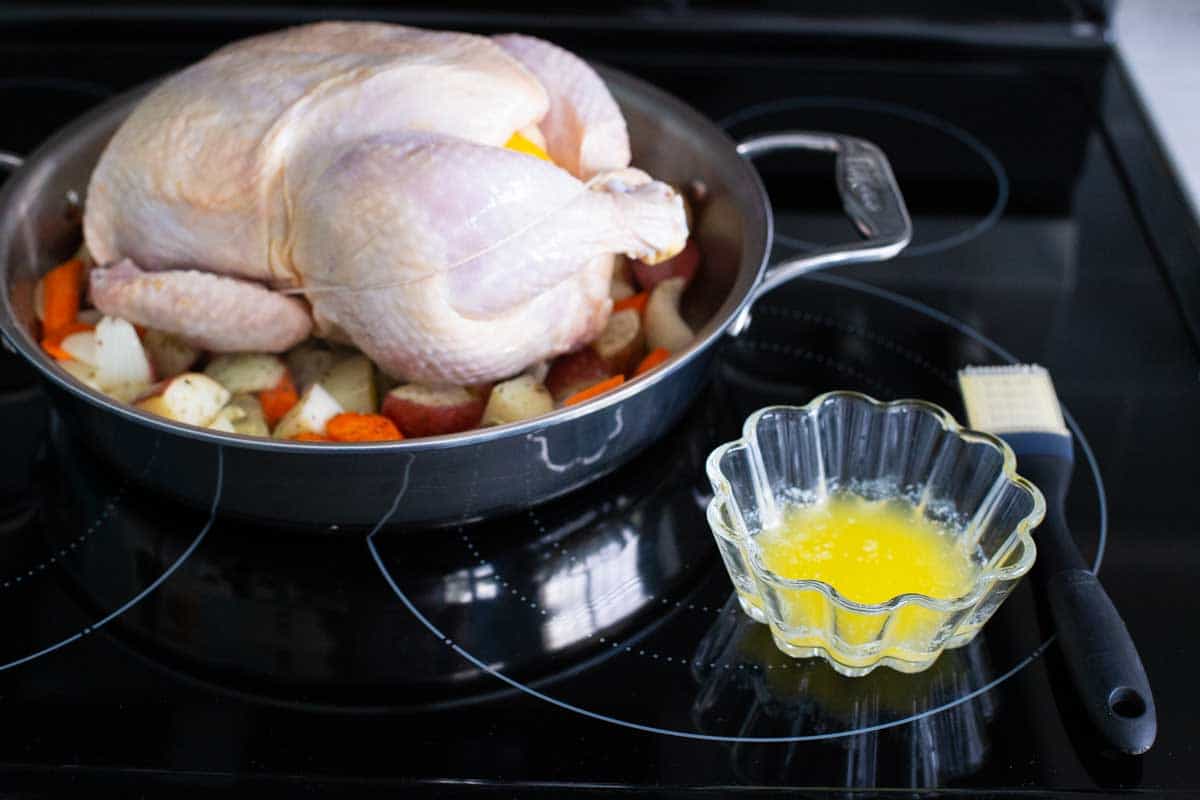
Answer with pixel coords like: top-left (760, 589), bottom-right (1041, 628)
top-left (142, 329), bottom-right (200, 378)
top-left (208, 394), bottom-right (270, 436)
top-left (272, 382), bottom-right (343, 439)
top-left (544, 348), bottom-right (610, 401)
top-left (644, 276), bottom-right (694, 352)
top-left (564, 374), bottom-right (625, 406)
top-left (285, 340), bottom-right (341, 392)
top-left (591, 308), bottom-right (645, 375)
top-left (320, 354), bottom-right (377, 414)
top-left (258, 373), bottom-right (299, 426)
top-left (632, 239), bottom-right (699, 292)
top-left (136, 373), bottom-right (230, 427)
top-left (481, 375), bottom-right (554, 426)
top-left (40, 258), bottom-right (84, 335)
top-left (205, 353), bottom-right (287, 394)
top-left (291, 432), bottom-right (330, 442)
top-left (42, 321), bottom-right (93, 361)
top-left (60, 327), bottom-right (99, 365)
top-left (634, 347), bottom-right (671, 375)
top-left (94, 316), bottom-right (154, 388)
top-left (382, 384), bottom-right (485, 437)
top-left (326, 412), bottom-right (403, 442)
top-left (612, 291), bottom-right (648, 316)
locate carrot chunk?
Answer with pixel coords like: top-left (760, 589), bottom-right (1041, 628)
top-left (634, 347), bottom-right (671, 376)
top-left (326, 412), bottom-right (404, 442)
top-left (563, 374), bottom-right (625, 406)
top-left (41, 257), bottom-right (84, 335)
top-left (612, 291), bottom-right (649, 316)
top-left (258, 373), bottom-right (299, 426)
top-left (290, 432), bottom-right (330, 442)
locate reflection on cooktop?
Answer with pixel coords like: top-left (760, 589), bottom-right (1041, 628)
top-left (24, 271), bottom-right (1106, 737)
top-left (692, 595), bottom-right (998, 786)
top-left (44, 382), bottom-right (727, 711)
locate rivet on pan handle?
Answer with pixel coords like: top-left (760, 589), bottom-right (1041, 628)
top-left (730, 132), bottom-right (912, 335)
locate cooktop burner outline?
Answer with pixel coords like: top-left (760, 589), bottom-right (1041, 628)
top-left (0, 445), bottom-right (222, 673)
top-left (721, 97), bottom-right (1010, 259)
top-left (367, 273), bottom-right (1108, 743)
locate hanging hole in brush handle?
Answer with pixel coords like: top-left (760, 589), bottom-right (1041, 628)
top-left (730, 132), bottom-right (912, 335)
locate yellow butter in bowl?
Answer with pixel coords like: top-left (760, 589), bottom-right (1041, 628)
top-left (705, 394), bottom-right (1044, 676)
top-left (758, 494), bottom-right (976, 604)
top-left (755, 494), bottom-right (977, 649)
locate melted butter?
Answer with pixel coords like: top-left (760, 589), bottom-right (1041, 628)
top-left (756, 494), bottom-right (976, 604)
top-left (752, 493), bottom-right (980, 661)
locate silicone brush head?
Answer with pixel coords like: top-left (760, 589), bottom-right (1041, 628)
top-left (957, 364), bottom-right (1069, 437)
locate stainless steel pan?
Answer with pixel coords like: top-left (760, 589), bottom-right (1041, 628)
top-left (0, 65), bottom-right (910, 529)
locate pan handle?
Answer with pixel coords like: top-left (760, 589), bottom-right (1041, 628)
top-left (731, 132), bottom-right (912, 333)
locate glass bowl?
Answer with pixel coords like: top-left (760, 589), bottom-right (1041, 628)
top-left (704, 391), bottom-right (1044, 676)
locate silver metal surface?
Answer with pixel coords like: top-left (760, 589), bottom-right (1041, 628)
top-left (0, 151), bottom-right (22, 173)
top-left (730, 133), bottom-right (912, 335)
top-left (0, 66), bottom-right (908, 528)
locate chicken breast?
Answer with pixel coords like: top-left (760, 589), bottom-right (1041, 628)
top-left (85, 22), bottom-right (549, 287)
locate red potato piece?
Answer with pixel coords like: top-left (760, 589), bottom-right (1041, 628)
top-left (644, 276), bottom-right (694, 353)
top-left (142, 328), bottom-right (200, 379)
top-left (590, 308), bottom-right (646, 375)
top-left (137, 372), bottom-right (230, 427)
top-left (544, 348), bottom-right (611, 402)
top-left (632, 239), bottom-right (699, 292)
top-left (272, 383), bottom-right (344, 440)
top-left (204, 353), bottom-right (287, 394)
top-left (382, 384), bottom-right (485, 438)
top-left (481, 375), bottom-right (555, 426)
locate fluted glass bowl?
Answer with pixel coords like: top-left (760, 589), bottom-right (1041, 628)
top-left (704, 392), bottom-right (1045, 676)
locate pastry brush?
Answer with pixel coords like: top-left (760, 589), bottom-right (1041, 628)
top-left (958, 364), bottom-right (1156, 755)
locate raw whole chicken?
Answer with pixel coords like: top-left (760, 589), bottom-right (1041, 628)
top-left (84, 22), bottom-right (688, 384)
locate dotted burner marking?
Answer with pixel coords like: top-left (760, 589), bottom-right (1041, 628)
top-left (368, 274), bottom-right (1108, 742)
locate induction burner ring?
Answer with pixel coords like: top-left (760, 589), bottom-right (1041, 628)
top-left (720, 97), bottom-right (1009, 259)
top-left (0, 445), bottom-right (223, 673)
top-left (369, 274), bottom-right (1107, 741)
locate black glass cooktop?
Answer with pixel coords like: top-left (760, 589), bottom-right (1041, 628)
top-left (0, 7), bottom-right (1198, 797)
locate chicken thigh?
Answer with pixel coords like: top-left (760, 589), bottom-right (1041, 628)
top-left (83, 22), bottom-right (688, 382)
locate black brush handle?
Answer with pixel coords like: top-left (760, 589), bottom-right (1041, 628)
top-left (1018, 450), bottom-right (1157, 755)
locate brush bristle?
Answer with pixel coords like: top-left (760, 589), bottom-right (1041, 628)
top-left (957, 364), bottom-right (1069, 436)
